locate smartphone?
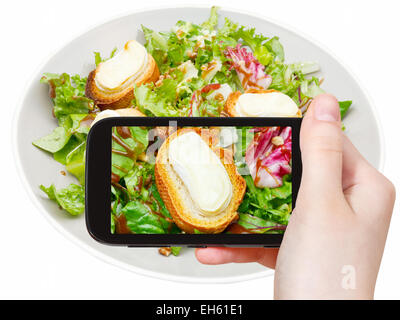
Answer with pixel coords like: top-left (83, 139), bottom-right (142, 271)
top-left (85, 117), bottom-right (301, 247)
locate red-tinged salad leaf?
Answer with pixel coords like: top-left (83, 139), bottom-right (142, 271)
top-left (224, 44), bottom-right (272, 90)
top-left (236, 213), bottom-right (287, 234)
top-left (245, 126), bottom-right (292, 188)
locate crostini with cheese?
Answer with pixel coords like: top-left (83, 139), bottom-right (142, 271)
top-left (155, 128), bottom-right (246, 234)
top-left (225, 89), bottom-right (302, 117)
top-left (86, 40), bottom-right (159, 110)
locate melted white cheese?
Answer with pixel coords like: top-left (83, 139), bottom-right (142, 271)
top-left (168, 132), bottom-right (232, 216)
top-left (235, 91), bottom-right (299, 117)
top-left (95, 40), bottom-right (148, 92)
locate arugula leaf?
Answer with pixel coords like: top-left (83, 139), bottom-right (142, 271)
top-left (32, 126), bottom-right (71, 153)
top-left (171, 247), bottom-right (182, 256)
top-left (339, 100), bottom-right (353, 118)
top-left (40, 184), bottom-right (85, 216)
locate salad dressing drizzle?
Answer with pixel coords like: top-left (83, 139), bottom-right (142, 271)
top-left (112, 134), bottom-right (136, 158)
top-left (79, 114), bottom-right (95, 127)
top-left (111, 172), bottom-right (121, 184)
top-left (116, 126), bottom-right (132, 139)
top-left (115, 214), bottom-right (132, 234)
top-left (226, 223), bottom-right (256, 234)
top-left (112, 164), bottom-right (130, 174)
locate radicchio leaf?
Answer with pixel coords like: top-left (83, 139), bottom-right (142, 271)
top-left (224, 44), bottom-right (272, 90)
top-left (245, 126), bottom-right (292, 188)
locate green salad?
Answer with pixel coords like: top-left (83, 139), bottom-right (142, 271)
top-left (33, 7), bottom-right (352, 256)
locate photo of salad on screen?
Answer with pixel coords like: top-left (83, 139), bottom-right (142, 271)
top-left (33, 7), bottom-right (352, 256)
top-left (110, 125), bottom-right (292, 237)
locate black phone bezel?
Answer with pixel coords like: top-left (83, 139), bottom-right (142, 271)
top-left (85, 117), bottom-right (302, 247)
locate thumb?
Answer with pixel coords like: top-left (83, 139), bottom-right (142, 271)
top-left (299, 93), bottom-right (343, 195)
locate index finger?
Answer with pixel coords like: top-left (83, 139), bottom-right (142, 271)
top-left (195, 247), bottom-right (279, 269)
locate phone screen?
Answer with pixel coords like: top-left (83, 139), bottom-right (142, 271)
top-left (110, 125), bottom-right (293, 236)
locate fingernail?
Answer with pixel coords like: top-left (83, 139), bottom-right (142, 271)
top-left (313, 95), bottom-right (340, 122)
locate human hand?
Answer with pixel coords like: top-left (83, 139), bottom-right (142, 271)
top-left (195, 94), bottom-right (395, 299)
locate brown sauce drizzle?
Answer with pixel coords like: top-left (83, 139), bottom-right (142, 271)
top-left (111, 172), bottom-right (120, 184)
top-left (48, 82), bottom-right (56, 99)
top-left (116, 126), bottom-right (132, 139)
top-left (112, 134), bottom-right (136, 158)
top-left (144, 196), bottom-right (174, 224)
top-left (114, 214), bottom-right (132, 234)
top-left (80, 114), bottom-right (95, 127)
top-left (112, 164), bottom-right (129, 174)
top-left (226, 223), bottom-right (256, 234)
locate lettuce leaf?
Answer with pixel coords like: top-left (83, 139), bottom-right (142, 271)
top-left (121, 201), bottom-right (173, 234)
top-left (32, 126), bottom-right (71, 153)
top-left (53, 136), bottom-right (82, 165)
top-left (40, 73), bottom-right (92, 126)
top-left (94, 47), bottom-right (117, 66)
top-left (237, 213), bottom-right (286, 234)
top-left (238, 175), bottom-right (292, 226)
top-left (65, 141), bottom-right (86, 185)
top-left (111, 126), bottom-right (149, 178)
top-left (134, 84), bottom-right (180, 117)
top-left (201, 6), bottom-right (219, 30)
top-left (33, 113), bottom-right (92, 157)
top-left (40, 184), bottom-right (85, 216)
top-left (124, 163), bottom-right (154, 199)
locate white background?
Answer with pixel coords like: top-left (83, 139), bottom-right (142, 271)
top-left (1, 0), bottom-right (399, 299)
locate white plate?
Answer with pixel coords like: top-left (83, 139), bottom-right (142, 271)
top-left (14, 6), bottom-right (384, 283)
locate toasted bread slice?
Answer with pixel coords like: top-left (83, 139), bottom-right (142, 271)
top-left (115, 107), bottom-right (146, 117)
top-left (85, 54), bottom-right (159, 110)
top-left (155, 128), bottom-right (246, 234)
top-left (225, 89), bottom-right (302, 117)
